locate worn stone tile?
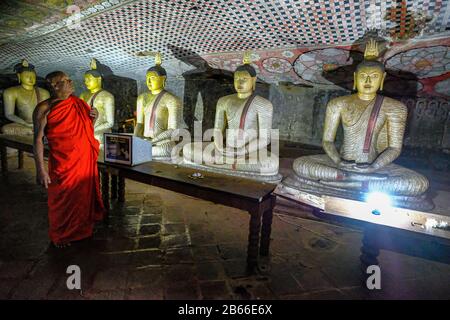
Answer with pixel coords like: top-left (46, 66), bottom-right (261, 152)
top-left (321, 264), bottom-right (363, 288)
top-left (137, 236), bottom-right (161, 249)
top-left (199, 280), bottom-right (232, 300)
top-left (0, 260), bottom-right (34, 279)
top-left (164, 281), bottom-right (200, 300)
top-left (127, 287), bottom-right (164, 300)
top-left (161, 234), bottom-right (190, 249)
top-left (164, 265), bottom-right (197, 283)
top-left (127, 267), bottom-right (164, 289)
top-left (192, 245), bottom-right (221, 261)
top-left (292, 268), bottom-right (335, 292)
top-left (162, 223), bottom-right (187, 235)
top-left (91, 268), bottom-right (128, 291)
top-left (164, 247), bottom-right (194, 264)
top-left (196, 261), bottom-right (227, 281)
top-left (130, 250), bottom-right (164, 268)
top-left (218, 243), bottom-right (247, 261)
top-left (0, 279), bottom-right (19, 299)
top-left (83, 289), bottom-right (126, 300)
top-left (139, 224), bottom-right (161, 236)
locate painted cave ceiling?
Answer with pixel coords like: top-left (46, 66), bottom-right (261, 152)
top-left (0, 0), bottom-right (449, 96)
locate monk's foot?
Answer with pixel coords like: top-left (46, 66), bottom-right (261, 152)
top-left (53, 242), bottom-right (71, 248)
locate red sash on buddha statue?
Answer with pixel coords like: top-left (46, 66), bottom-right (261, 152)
top-left (363, 95), bottom-right (384, 154)
top-left (45, 95), bottom-right (105, 244)
top-left (149, 90), bottom-right (167, 131)
top-left (87, 89), bottom-right (103, 108)
top-left (232, 94), bottom-right (256, 170)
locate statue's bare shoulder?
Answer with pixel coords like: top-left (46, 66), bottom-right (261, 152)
top-left (162, 90), bottom-right (181, 108)
top-left (326, 95), bottom-right (351, 113)
top-left (381, 96), bottom-right (407, 119)
top-left (253, 95), bottom-right (273, 111)
top-left (3, 86), bottom-right (20, 96)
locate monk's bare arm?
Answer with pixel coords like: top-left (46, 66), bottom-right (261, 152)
top-left (33, 101), bottom-right (51, 188)
top-left (371, 103), bottom-right (407, 170)
top-left (322, 100), bottom-right (342, 164)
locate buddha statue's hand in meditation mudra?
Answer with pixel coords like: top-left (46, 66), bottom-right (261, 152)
top-left (286, 39), bottom-right (429, 204)
top-left (79, 59), bottom-right (115, 146)
top-left (2, 60), bottom-right (50, 136)
top-left (134, 53), bottom-right (183, 160)
top-left (182, 52), bottom-right (280, 181)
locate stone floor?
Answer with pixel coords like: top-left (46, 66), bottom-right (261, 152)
top-left (1, 153), bottom-right (450, 300)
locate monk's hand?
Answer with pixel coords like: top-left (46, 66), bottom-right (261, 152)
top-left (37, 169), bottom-right (51, 189)
top-left (90, 108), bottom-right (99, 122)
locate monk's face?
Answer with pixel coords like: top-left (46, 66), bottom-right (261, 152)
top-left (50, 73), bottom-right (74, 97)
top-left (146, 71), bottom-right (165, 92)
top-left (354, 66), bottom-right (386, 95)
top-left (84, 74), bottom-right (101, 91)
top-left (234, 71), bottom-right (255, 94)
top-left (18, 70), bottom-right (36, 87)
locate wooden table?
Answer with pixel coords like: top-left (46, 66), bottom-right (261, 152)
top-left (98, 160), bottom-right (277, 271)
top-left (0, 134), bottom-right (277, 271)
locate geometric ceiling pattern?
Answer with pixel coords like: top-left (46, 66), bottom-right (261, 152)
top-left (0, 0), bottom-right (449, 82)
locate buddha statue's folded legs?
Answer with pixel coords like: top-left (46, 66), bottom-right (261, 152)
top-left (182, 141), bottom-right (279, 178)
top-left (291, 154), bottom-right (429, 196)
top-left (1, 123), bottom-right (33, 136)
top-left (152, 139), bottom-right (175, 159)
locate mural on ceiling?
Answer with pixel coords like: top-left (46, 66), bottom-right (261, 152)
top-left (0, 0), bottom-right (130, 45)
top-left (0, 0), bottom-right (448, 97)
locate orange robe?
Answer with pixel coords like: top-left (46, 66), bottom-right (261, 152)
top-left (45, 95), bottom-right (105, 244)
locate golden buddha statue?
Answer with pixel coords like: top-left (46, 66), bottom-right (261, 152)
top-left (2, 59), bottom-right (50, 135)
top-left (283, 40), bottom-right (430, 208)
top-left (182, 52), bottom-right (280, 182)
top-left (79, 58), bottom-right (115, 146)
top-left (134, 53), bottom-right (183, 160)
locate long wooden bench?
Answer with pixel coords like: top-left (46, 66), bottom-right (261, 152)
top-left (0, 134), bottom-right (276, 271)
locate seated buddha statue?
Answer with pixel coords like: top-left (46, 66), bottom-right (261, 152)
top-left (79, 58), bottom-right (115, 146)
top-left (2, 59), bottom-right (50, 136)
top-left (182, 52), bottom-right (280, 182)
top-left (134, 53), bottom-right (183, 160)
top-left (283, 40), bottom-right (430, 208)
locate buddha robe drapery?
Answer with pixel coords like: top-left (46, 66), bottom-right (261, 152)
top-left (45, 95), bottom-right (105, 244)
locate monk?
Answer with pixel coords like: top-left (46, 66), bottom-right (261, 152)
top-left (33, 71), bottom-right (105, 248)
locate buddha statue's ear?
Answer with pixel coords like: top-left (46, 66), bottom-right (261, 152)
top-left (252, 77), bottom-right (256, 91)
top-left (353, 72), bottom-right (356, 91)
top-left (380, 72), bottom-right (386, 92)
top-left (162, 75), bottom-right (167, 88)
top-left (17, 73), bottom-right (21, 84)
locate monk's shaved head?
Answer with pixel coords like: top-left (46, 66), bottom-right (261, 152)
top-left (45, 71), bottom-right (66, 85)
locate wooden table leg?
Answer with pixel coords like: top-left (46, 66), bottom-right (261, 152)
top-left (260, 195), bottom-right (275, 257)
top-left (360, 226), bottom-right (380, 279)
top-left (18, 151), bottom-right (24, 169)
top-left (247, 207), bottom-right (262, 271)
top-left (118, 175), bottom-right (125, 203)
top-left (101, 171), bottom-right (110, 211)
top-left (111, 174), bottom-right (118, 200)
top-left (0, 144), bottom-right (7, 174)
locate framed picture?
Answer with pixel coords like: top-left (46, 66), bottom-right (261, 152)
top-left (104, 133), bottom-right (132, 165)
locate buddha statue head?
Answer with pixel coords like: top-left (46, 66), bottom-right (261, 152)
top-left (14, 59), bottom-right (36, 88)
top-left (353, 39), bottom-right (386, 96)
top-left (84, 58), bottom-right (102, 92)
top-left (234, 51), bottom-right (257, 95)
top-left (146, 52), bottom-right (166, 93)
